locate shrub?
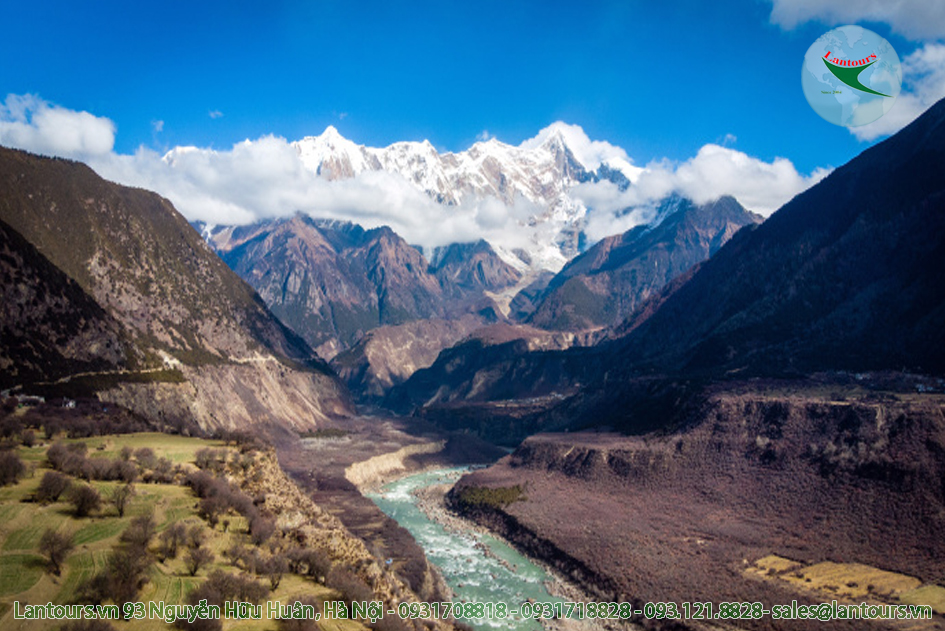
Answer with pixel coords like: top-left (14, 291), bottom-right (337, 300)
top-left (80, 546), bottom-right (152, 610)
top-left (110, 483), bottom-right (135, 517)
top-left (134, 448), bottom-right (156, 469)
top-left (277, 597), bottom-right (321, 631)
top-left (158, 522), bottom-right (187, 561)
top-left (261, 553), bottom-right (289, 590)
top-left (326, 567), bottom-right (373, 605)
top-left (198, 495), bottom-right (227, 528)
top-left (288, 547), bottom-right (331, 581)
top-left (120, 514), bottom-right (155, 551)
top-left (249, 516), bottom-right (276, 545)
top-left (186, 524), bottom-right (206, 550)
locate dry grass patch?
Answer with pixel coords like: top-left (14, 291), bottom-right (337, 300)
top-left (782, 561), bottom-right (922, 599)
top-left (901, 585), bottom-right (945, 616)
top-left (749, 554), bottom-right (803, 576)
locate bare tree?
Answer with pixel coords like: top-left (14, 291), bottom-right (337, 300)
top-left (185, 546), bottom-right (214, 576)
top-left (69, 484), bottom-right (102, 517)
top-left (36, 471), bottom-right (72, 502)
top-left (110, 483), bottom-right (135, 517)
top-left (39, 529), bottom-right (75, 575)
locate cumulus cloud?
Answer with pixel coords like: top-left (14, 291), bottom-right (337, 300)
top-left (850, 43), bottom-right (945, 140)
top-left (0, 94), bottom-right (115, 159)
top-left (87, 134), bottom-right (541, 254)
top-left (768, 0), bottom-right (945, 41)
top-left (574, 143), bottom-right (830, 242)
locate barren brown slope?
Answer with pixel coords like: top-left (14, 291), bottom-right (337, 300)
top-left (451, 383), bottom-right (945, 630)
top-left (0, 217), bottom-right (127, 388)
top-left (0, 147), bottom-right (352, 430)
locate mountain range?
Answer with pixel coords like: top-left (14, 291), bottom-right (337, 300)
top-left (197, 192), bottom-right (758, 398)
top-left (390, 96), bottom-right (945, 436)
top-left (282, 123), bottom-right (638, 272)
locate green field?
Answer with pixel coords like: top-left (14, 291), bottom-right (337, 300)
top-left (0, 432), bottom-right (363, 631)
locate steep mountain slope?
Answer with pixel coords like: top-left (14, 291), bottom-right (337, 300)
top-left (437, 101), bottom-right (945, 626)
top-left (0, 217), bottom-right (126, 388)
top-left (0, 147), bottom-right (352, 430)
top-left (527, 195), bottom-right (761, 330)
top-left (607, 97), bottom-right (945, 380)
top-left (200, 215), bottom-right (518, 361)
top-left (429, 239), bottom-right (522, 298)
top-left (329, 315), bottom-right (487, 399)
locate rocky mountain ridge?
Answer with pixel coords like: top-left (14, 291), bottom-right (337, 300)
top-left (527, 194), bottom-right (762, 330)
top-left (197, 214), bottom-right (520, 360)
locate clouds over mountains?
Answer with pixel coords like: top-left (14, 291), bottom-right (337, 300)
top-left (0, 94), bottom-right (836, 257)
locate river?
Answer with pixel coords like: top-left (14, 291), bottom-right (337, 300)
top-left (366, 467), bottom-right (566, 631)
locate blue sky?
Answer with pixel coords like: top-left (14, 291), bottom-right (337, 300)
top-left (3, 0), bottom-right (939, 173)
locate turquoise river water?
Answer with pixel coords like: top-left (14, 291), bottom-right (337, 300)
top-left (366, 467), bottom-right (564, 631)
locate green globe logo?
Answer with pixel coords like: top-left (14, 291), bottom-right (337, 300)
top-left (802, 25), bottom-right (902, 127)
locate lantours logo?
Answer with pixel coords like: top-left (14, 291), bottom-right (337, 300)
top-left (822, 51), bottom-right (891, 97)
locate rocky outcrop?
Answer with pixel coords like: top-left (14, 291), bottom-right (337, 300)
top-left (209, 215), bottom-right (448, 360)
top-left (429, 240), bottom-right (522, 296)
top-left (100, 361), bottom-right (352, 433)
top-left (330, 315), bottom-right (486, 398)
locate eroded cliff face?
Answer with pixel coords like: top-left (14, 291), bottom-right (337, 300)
top-left (100, 362), bottom-right (352, 433)
top-left (450, 386), bottom-right (945, 628)
top-left (331, 316), bottom-right (486, 399)
top-left (345, 441), bottom-right (446, 489)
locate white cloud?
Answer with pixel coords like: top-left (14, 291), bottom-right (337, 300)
top-left (521, 121), bottom-right (643, 179)
top-left (574, 143), bottom-right (830, 240)
top-left (86, 134), bottom-right (541, 254)
top-left (476, 130), bottom-right (493, 142)
top-left (672, 145), bottom-right (831, 214)
top-left (152, 120), bottom-right (164, 133)
top-left (208, 110), bottom-right (223, 119)
top-left (768, 0), bottom-right (945, 41)
top-left (0, 94), bottom-right (831, 256)
top-left (0, 94), bottom-right (115, 159)
top-left (850, 43), bottom-right (945, 140)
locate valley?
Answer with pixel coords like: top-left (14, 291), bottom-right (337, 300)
top-left (1, 90), bottom-right (944, 631)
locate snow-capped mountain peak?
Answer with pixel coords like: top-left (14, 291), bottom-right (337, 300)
top-left (291, 123), bottom-right (643, 270)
